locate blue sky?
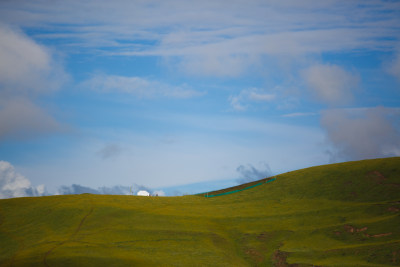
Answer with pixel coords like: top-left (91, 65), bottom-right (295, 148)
top-left (0, 0), bottom-right (400, 197)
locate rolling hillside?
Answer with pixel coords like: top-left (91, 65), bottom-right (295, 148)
top-left (0, 157), bottom-right (399, 266)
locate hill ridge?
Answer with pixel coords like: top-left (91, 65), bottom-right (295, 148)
top-left (0, 157), bottom-right (399, 266)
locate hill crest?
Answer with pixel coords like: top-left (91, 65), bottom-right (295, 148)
top-left (1, 157), bottom-right (399, 266)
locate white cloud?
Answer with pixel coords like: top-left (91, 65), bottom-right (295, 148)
top-left (321, 107), bottom-right (400, 161)
top-left (302, 64), bottom-right (359, 105)
top-left (81, 74), bottom-right (203, 99)
top-left (0, 161), bottom-right (46, 199)
top-left (229, 88), bottom-right (275, 111)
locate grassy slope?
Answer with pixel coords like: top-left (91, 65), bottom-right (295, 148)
top-left (0, 157), bottom-right (399, 266)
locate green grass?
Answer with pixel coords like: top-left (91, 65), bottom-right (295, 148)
top-left (1, 157), bottom-right (399, 266)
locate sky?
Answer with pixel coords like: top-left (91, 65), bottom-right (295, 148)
top-left (0, 0), bottom-right (400, 198)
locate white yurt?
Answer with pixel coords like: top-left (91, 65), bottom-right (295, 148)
top-left (137, 190), bottom-right (150, 196)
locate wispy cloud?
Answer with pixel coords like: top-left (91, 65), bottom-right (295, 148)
top-left (81, 74), bottom-right (204, 99)
top-left (229, 88), bottom-right (275, 111)
top-left (282, 112), bottom-right (317, 118)
top-left (1, 1), bottom-right (399, 76)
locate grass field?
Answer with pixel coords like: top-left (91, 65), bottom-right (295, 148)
top-left (0, 157), bottom-right (399, 266)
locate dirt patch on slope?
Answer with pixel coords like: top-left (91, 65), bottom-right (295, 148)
top-left (366, 171), bottom-right (387, 184)
top-left (388, 206), bottom-right (400, 212)
top-left (245, 247), bottom-right (264, 264)
top-left (272, 250), bottom-right (299, 267)
top-left (339, 224), bottom-right (392, 239)
top-left (343, 225), bottom-right (368, 233)
top-left (365, 232), bottom-right (392, 238)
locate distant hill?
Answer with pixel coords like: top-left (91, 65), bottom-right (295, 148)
top-left (1, 157), bottom-right (399, 266)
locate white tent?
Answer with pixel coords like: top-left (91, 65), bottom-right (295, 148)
top-left (137, 190), bottom-right (150, 196)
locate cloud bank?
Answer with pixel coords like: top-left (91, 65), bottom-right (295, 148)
top-left (0, 160), bottom-right (168, 199)
top-left (57, 184), bottom-right (133, 195)
top-left (0, 161), bottom-right (163, 199)
top-left (0, 161), bottom-right (46, 199)
top-left (56, 183), bottom-right (159, 197)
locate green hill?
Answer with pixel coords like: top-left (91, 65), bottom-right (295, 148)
top-left (1, 157), bottom-right (399, 266)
